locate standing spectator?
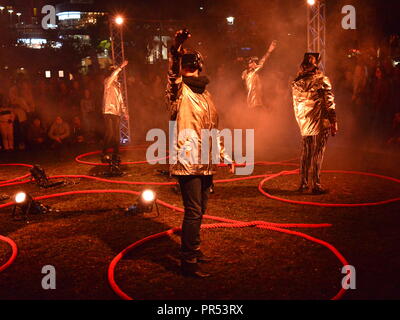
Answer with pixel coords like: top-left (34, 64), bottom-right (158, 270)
top-left (371, 67), bottom-right (391, 138)
top-left (80, 89), bottom-right (96, 140)
top-left (387, 112), bottom-right (400, 146)
top-left (0, 95), bottom-right (15, 151)
top-left (11, 104), bottom-right (28, 150)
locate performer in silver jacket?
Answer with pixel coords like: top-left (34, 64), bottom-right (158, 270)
top-left (102, 60), bottom-right (128, 158)
top-left (242, 40), bottom-right (277, 109)
top-left (166, 29), bottom-right (234, 278)
top-left (292, 53), bottom-right (338, 194)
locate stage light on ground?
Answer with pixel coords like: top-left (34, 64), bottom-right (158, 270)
top-left (30, 164), bottom-right (64, 188)
top-left (12, 191), bottom-right (47, 219)
top-left (15, 191), bottom-right (27, 204)
top-left (115, 16), bottom-right (124, 25)
top-left (101, 153), bottom-right (123, 177)
top-left (126, 189), bottom-right (157, 215)
top-left (307, 0), bottom-right (316, 6)
top-left (142, 190), bottom-right (155, 203)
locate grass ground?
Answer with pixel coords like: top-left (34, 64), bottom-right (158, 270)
top-left (0, 144), bottom-right (399, 300)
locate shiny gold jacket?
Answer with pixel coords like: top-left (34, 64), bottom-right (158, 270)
top-left (292, 70), bottom-right (337, 136)
top-left (103, 67), bottom-right (126, 116)
top-left (242, 68), bottom-right (264, 109)
top-left (166, 55), bottom-right (232, 175)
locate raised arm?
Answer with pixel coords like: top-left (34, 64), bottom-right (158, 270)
top-left (105, 60), bottom-right (128, 88)
top-left (256, 40), bottom-right (277, 71)
top-left (165, 29), bottom-right (191, 118)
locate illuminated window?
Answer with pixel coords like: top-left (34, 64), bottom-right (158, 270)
top-left (56, 11), bottom-right (81, 21)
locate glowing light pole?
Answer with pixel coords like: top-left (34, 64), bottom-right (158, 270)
top-left (226, 16), bottom-right (235, 25)
top-left (16, 12), bottom-right (21, 23)
top-left (109, 15), bottom-right (131, 144)
top-left (307, 0), bottom-right (326, 71)
top-left (8, 8), bottom-right (13, 23)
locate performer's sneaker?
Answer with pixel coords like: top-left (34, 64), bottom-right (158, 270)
top-left (297, 184), bottom-right (309, 193)
top-left (312, 186), bottom-right (329, 195)
top-left (209, 184), bottom-right (215, 194)
top-left (181, 260), bottom-right (210, 278)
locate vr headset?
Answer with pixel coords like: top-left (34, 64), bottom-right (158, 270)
top-left (181, 51), bottom-right (203, 72)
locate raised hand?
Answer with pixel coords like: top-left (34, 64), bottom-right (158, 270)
top-left (174, 29), bottom-right (191, 47)
top-left (268, 40), bottom-right (278, 53)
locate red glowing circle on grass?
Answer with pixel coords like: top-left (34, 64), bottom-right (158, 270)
top-left (0, 235), bottom-right (18, 273)
top-left (107, 221), bottom-right (349, 301)
top-left (258, 170), bottom-right (400, 207)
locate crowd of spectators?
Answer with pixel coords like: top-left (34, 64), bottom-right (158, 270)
top-left (0, 68), bottom-right (168, 155)
top-left (0, 34), bottom-right (399, 156)
top-left (336, 35), bottom-right (400, 147)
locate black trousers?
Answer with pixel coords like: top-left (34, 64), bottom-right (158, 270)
top-left (103, 114), bottom-right (120, 154)
top-left (178, 175), bottom-right (213, 263)
top-left (300, 130), bottom-right (330, 189)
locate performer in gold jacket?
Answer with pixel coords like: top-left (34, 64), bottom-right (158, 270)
top-left (292, 53), bottom-right (338, 194)
top-left (166, 29), bottom-right (234, 278)
top-left (242, 40), bottom-right (277, 109)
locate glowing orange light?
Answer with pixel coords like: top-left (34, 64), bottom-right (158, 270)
top-left (115, 16), bottom-right (124, 25)
top-left (307, 0), bottom-right (316, 5)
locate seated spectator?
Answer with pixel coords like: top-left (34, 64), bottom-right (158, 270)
top-left (48, 116), bottom-right (70, 149)
top-left (27, 118), bottom-right (47, 150)
top-left (0, 95), bottom-right (15, 151)
top-left (387, 113), bottom-right (400, 146)
top-left (71, 116), bottom-right (85, 144)
top-left (80, 89), bottom-right (95, 140)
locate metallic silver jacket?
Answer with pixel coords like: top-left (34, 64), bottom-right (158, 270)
top-left (166, 56), bottom-right (232, 176)
top-left (102, 68), bottom-right (126, 116)
top-left (242, 68), bottom-right (264, 108)
top-left (292, 71), bottom-right (336, 136)
top-left (241, 51), bottom-right (271, 108)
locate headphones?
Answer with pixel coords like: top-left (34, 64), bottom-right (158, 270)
top-left (181, 50), bottom-right (204, 72)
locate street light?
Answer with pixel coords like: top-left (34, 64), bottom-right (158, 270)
top-left (8, 8), bottom-right (13, 23)
top-left (115, 16), bottom-right (123, 25)
top-left (226, 16), bottom-right (235, 25)
top-left (307, 0), bottom-right (316, 5)
top-left (16, 12), bottom-right (21, 23)
top-left (0, 6), bottom-right (5, 13)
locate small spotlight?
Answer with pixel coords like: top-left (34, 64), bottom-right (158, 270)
top-left (12, 192), bottom-right (48, 220)
top-left (15, 192), bottom-right (27, 204)
top-left (126, 189), bottom-right (157, 215)
top-left (142, 190), bottom-right (155, 203)
top-left (307, 0), bottom-right (316, 6)
top-left (30, 165), bottom-right (64, 188)
top-left (115, 16), bottom-right (124, 25)
top-left (101, 153), bottom-right (123, 177)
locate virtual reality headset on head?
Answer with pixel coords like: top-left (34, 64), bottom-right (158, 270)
top-left (181, 51), bottom-right (203, 72)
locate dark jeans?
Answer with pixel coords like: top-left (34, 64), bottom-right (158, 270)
top-left (178, 175), bottom-right (213, 262)
top-left (103, 114), bottom-right (120, 154)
